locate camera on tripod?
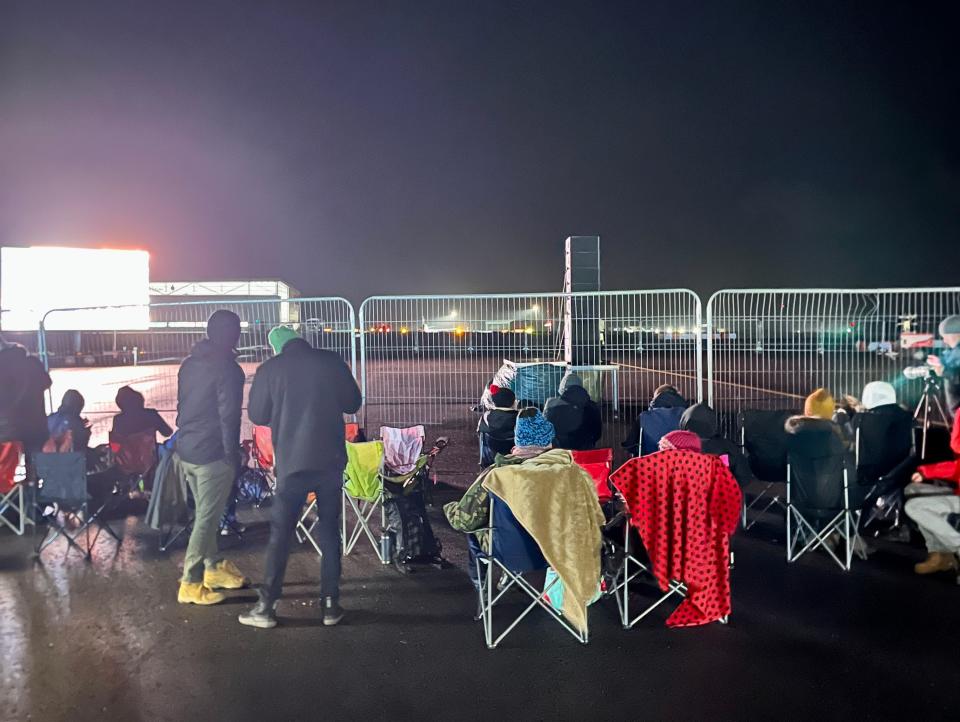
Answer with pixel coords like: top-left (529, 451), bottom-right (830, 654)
top-left (902, 364), bottom-right (935, 380)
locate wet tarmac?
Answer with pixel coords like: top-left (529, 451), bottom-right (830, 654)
top-left (1, 493), bottom-right (959, 722)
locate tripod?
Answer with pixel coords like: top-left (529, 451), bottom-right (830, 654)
top-left (913, 372), bottom-right (950, 460)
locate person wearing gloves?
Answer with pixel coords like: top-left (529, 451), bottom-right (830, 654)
top-left (174, 310), bottom-right (248, 606)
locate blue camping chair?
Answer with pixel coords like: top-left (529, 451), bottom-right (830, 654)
top-left (635, 407), bottom-right (685, 456)
top-left (472, 496), bottom-right (588, 649)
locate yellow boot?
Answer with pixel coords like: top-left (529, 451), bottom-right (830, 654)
top-left (204, 560), bottom-right (249, 590)
top-left (914, 552), bottom-right (958, 575)
top-left (178, 581), bottom-right (226, 605)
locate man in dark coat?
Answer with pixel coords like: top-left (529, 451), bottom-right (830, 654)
top-left (174, 310), bottom-right (247, 606)
top-left (622, 384), bottom-right (689, 456)
top-left (239, 325), bottom-right (362, 629)
top-left (0, 335), bottom-right (52, 450)
top-left (544, 374), bottom-right (603, 451)
top-left (680, 403), bottom-right (754, 487)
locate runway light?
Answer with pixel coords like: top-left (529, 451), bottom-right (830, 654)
top-left (400, 327), bottom-right (409, 335)
top-left (323, 327), bottom-right (333, 333)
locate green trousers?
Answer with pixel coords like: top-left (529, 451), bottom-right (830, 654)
top-left (176, 455), bottom-right (234, 583)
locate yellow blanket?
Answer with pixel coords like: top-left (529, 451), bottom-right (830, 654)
top-left (482, 449), bottom-right (604, 634)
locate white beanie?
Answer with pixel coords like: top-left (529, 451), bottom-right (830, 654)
top-left (861, 381), bottom-right (897, 410)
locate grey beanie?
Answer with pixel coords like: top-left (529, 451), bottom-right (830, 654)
top-left (939, 315), bottom-right (960, 336)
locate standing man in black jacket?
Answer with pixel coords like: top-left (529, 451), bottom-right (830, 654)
top-left (239, 326), bottom-right (362, 629)
top-left (0, 335), bottom-right (52, 450)
top-left (175, 310), bottom-right (248, 605)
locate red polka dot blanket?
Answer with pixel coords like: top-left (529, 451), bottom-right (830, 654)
top-left (611, 450), bottom-right (742, 627)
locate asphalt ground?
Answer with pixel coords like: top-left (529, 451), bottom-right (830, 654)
top-left (1, 488), bottom-right (959, 722)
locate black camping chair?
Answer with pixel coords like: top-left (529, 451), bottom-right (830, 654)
top-left (853, 409), bottom-right (916, 535)
top-left (786, 428), bottom-right (859, 571)
top-left (34, 452), bottom-right (123, 558)
top-left (739, 409), bottom-right (794, 529)
top-left (479, 432), bottom-right (514, 467)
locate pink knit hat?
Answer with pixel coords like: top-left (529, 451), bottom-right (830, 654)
top-left (658, 430), bottom-right (702, 452)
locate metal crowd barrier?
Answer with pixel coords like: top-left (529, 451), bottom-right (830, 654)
top-left (358, 290), bottom-right (702, 467)
top-left (38, 297), bottom-right (356, 444)
top-left (706, 288), bottom-right (960, 438)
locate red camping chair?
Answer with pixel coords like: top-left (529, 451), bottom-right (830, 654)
top-left (109, 431), bottom-right (159, 476)
top-left (572, 448), bottom-right (614, 503)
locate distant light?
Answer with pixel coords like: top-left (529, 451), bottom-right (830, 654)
top-left (400, 327), bottom-right (409, 335)
top-left (454, 327), bottom-right (465, 336)
top-left (524, 327), bottom-right (534, 335)
top-left (449, 310), bottom-right (458, 318)
top-left (323, 327), bottom-right (333, 333)
top-left (531, 304), bottom-right (540, 312)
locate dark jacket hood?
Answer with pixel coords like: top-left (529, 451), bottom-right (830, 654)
top-left (58, 389), bottom-right (85, 416)
top-left (560, 385), bottom-right (591, 406)
top-left (680, 403), bottom-right (718, 438)
top-left (650, 388), bottom-right (688, 410)
top-left (190, 338), bottom-right (237, 361)
top-left (116, 385), bottom-right (145, 411)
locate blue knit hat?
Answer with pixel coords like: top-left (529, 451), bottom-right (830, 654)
top-left (514, 409), bottom-right (555, 447)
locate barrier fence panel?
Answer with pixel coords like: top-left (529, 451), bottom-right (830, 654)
top-left (39, 297), bottom-right (356, 445)
top-left (359, 290), bottom-right (701, 478)
top-left (706, 288), bottom-right (960, 439)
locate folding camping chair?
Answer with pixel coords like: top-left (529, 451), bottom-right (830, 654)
top-left (295, 426), bottom-right (380, 558)
top-left (633, 407), bottom-right (685, 456)
top-left (473, 495), bottom-right (588, 648)
top-left (109, 430), bottom-right (158, 495)
top-left (571, 448), bottom-right (614, 503)
top-left (739, 409), bottom-right (794, 529)
top-left (34, 451), bottom-right (122, 558)
top-left (607, 452), bottom-right (737, 628)
top-left (786, 436), bottom-right (861, 571)
top-left (0, 441), bottom-right (30, 535)
top-left (854, 410), bottom-right (916, 534)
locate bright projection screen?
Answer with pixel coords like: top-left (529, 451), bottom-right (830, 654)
top-left (0, 247), bottom-right (150, 331)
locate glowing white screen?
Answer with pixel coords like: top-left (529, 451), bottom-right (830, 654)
top-left (0, 247), bottom-right (150, 331)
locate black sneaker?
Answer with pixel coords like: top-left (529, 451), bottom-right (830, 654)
top-left (322, 596), bottom-right (344, 626)
top-left (238, 596), bottom-right (278, 629)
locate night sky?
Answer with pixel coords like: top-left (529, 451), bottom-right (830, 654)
top-left (1, 1), bottom-right (958, 302)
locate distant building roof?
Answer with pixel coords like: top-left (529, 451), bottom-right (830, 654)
top-left (149, 280), bottom-right (298, 299)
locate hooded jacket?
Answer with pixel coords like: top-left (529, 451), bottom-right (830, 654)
top-left (175, 339), bottom-right (245, 466)
top-left (477, 407), bottom-right (518, 441)
top-left (47, 390), bottom-right (90, 451)
top-left (0, 341), bottom-right (52, 447)
top-left (680, 403), bottom-right (754, 487)
top-left (650, 387), bottom-right (688, 410)
top-left (544, 385), bottom-right (603, 451)
top-left (112, 386), bottom-right (173, 438)
top-left (248, 338), bottom-right (362, 480)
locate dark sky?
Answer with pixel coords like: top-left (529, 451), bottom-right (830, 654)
top-left (1, 0), bottom-right (958, 302)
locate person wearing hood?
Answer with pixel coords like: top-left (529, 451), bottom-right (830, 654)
top-left (477, 385), bottom-right (518, 465)
top-left (111, 386), bottom-right (173, 439)
top-left (47, 389), bottom-right (91, 452)
top-left (850, 381), bottom-right (914, 483)
top-left (239, 326), bottom-right (362, 629)
top-left (174, 310), bottom-right (248, 606)
top-left (649, 384), bottom-right (688, 410)
top-left (0, 335), bottom-right (52, 451)
top-left (445, 407), bottom-right (556, 602)
top-left (680, 403), bottom-right (754, 487)
top-left (621, 384), bottom-right (689, 456)
top-left (544, 373), bottom-right (602, 451)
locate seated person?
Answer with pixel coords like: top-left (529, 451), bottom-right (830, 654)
top-left (680, 403), bottom-right (753, 486)
top-left (851, 381), bottom-right (914, 482)
top-left (112, 385), bottom-right (173, 439)
top-left (657, 429), bottom-right (702, 453)
top-left (477, 385), bottom-right (518, 465)
top-left (543, 374), bottom-right (602, 451)
top-left (445, 408), bottom-right (555, 600)
top-left (785, 388), bottom-right (857, 499)
top-left (905, 397), bottom-right (960, 575)
top-left (621, 384), bottom-right (689, 456)
top-left (46, 389), bottom-right (91, 453)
